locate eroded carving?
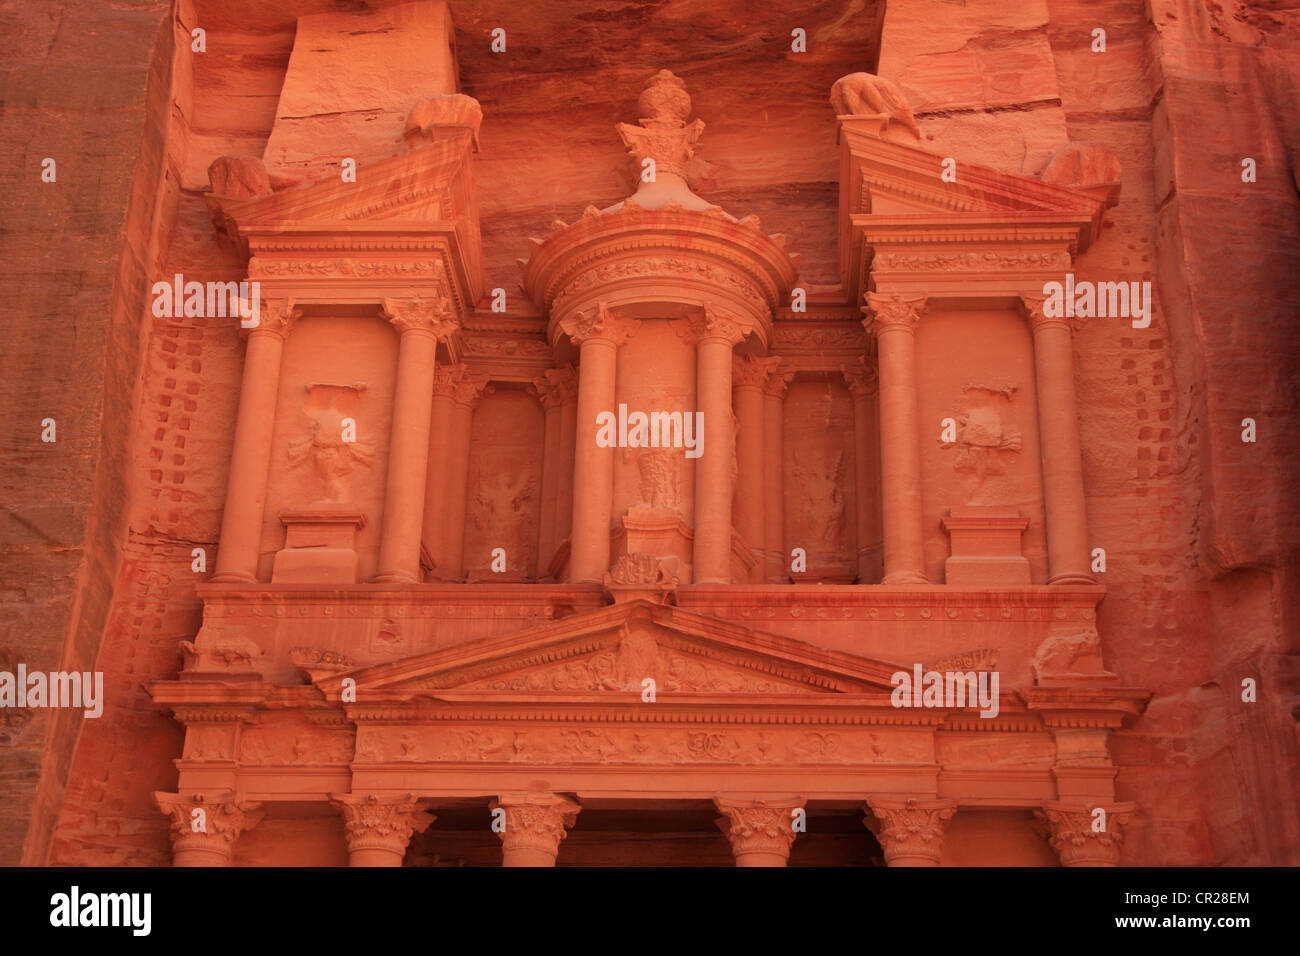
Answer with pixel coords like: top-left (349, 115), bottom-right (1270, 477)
top-left (287, 383), bottom-right (376, 501)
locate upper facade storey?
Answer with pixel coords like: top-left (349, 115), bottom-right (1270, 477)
top-left (200, 1), bottom-right (1123, 600)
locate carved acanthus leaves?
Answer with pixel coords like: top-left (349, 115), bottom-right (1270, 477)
top-left (531, 365), bottom-right (579, 409)
top-left (732, 354), bottom-right (782, 389)
top-left (380, 296), bottom-right (458, 338)
top-left (245, 298), bottom-right (301, 339)
top-left (433, 365), bottom-right (493, 406)
top-left (1033, 802), bottom-right (1136, 866)
top-left (866, 798), bottom-right (957, 865)
top-left (862, 292), bottom-right (927, 335)
top-left (675, 305), bottom-right (752, 346)
top-left (841, 356), bottom-right (879, 398)
top-left (491, 793), bottom-right (581, 858)
top-left (714, 797), bottom-right (805, 860)
top-left (1020, 293), bottom-right (1083, 334)
top-left (331, 792), bottom-right (436, 856)
top-left (560, 303), bottom-right (640, 347)
top-left (153, 791), bottom-right (265, 857)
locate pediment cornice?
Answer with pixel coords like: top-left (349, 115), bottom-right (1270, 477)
top-left (206, 128), bottom-right (484, 314)
top-left (836, 122), bottom-right (1119, 305)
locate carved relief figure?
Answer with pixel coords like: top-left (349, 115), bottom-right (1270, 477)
top-left (635, 448), bottom-right (680, 509)
top-left (792, 450), bottom-right (847, 551)
top-left (287, 383), bottom-right (375, 501)
top-left (471, 468), bottom-right (537, 569)
top-left (942, 384), bottom-right (1022, 485)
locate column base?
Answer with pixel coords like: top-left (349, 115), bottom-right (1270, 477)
top-left (209, 571), bottom-right (257, 584)
top-left (882, 570), bottom-right (928, 585)
top-left (1048, 571), bottom-right (1098, 585)
top-left (371, 569), bottom-right (421, 585)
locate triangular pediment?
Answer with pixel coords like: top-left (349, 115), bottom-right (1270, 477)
top-left (319, 601), bottom-right (905, 699)
top-left (839, 122), bottom-right (1115, 222)
top-left (211, 132), bottom-right (474, 231)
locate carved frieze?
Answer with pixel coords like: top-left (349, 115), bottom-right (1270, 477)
top-left (874, 250), bottom-right (1072, 272)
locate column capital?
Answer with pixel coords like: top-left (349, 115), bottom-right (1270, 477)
top-left (560, 302), bottom-right (640, 347)
top-left (241, 297), bottom-right (301, 340)
top-left (433, 365), bottom-right (493, 407)
top-left (1020, 293), bottom-right (1082, 335)
top-left (381, 296), bottom-right (459, 338)
top-left (714, 796), bottom-right (805, 862)
top-left (865, 797), bottom-right (957, 866)
top-left (732, 354), bottom-right (782, 389)
top-left (862, 292), bottom-right (927, 336)
top-left (1034, 801), bottom-right (1137, 866)
top-left (331, 792), bottom-right (436, 857)
top-left (153, 790), bottom-right (264, 859)
top-left (532, 365), bottom-right (579, 409)
top-left (491, 792), bottom-right (581, 858)
top-left (841, 356), bottom-right (879, 398)
top-left (676, 304), bottom-right (752, 346)
top-left (762, 361), bottom-right (796, 398)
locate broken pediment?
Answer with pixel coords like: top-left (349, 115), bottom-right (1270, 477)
top-left (204, 126), bottom-right (485, 317)
top-left (835, 121), bottom-right (1121, 304)
top-left (314, 601), bottom-right (904, 699)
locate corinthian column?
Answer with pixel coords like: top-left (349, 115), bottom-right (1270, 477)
top-left (491, 792), bottom-right (582, 867)
top-left (212, 299), bottom-right (300, 582)
top-left (762, 363), bottom-right (793, 582)
top-left (733, 356), bottom-right (778, 581)
top-left (679, 306), bottom-right (752, 584)
top-left (714, 796), bottom-right (806, 867)
top-left (1034, 801), bottom-right (1136, 866)
top-left (1021, 295), bottom-right (1096, 584)
top-left (865, 797), bottom-right (957, 866)
top-left (374, 298), bottom-right (458, 584)
top-left (532, 366), bottom-right (578, 578)
top-left (153, 791), bottom-right (264, 867)
top-left (863, 292), bottom-right (928, 585)
top-left (561, 304), bottom-right (639, 584)
top-left (843, 356), bottom-right (882, 584)
top-left (442, 370), bottom-right (492, 583)
top-left (332, 792), bottom-right (436, 867)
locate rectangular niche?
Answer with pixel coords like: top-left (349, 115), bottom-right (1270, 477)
top-left (782, 375), bottom-right (858, 583)
top-left (260, 313), bottom-right (398, 583)
top-left (462, 384), bottom-right (545, 581)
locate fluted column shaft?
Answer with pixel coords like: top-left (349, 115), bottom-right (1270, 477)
top-left (1022, 297), bottom-right (1096, 584)
top-left (212, 300), bottom-right (300, 582)
top-left (864, 293), bottom-right (928, 585)
top-left (374, 299), bottom-right (457, 583)
top-left (562, 305), bottom-right (639, 584)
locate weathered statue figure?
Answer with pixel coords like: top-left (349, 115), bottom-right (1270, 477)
top-left (830, 72), bottom-right (921, 139)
